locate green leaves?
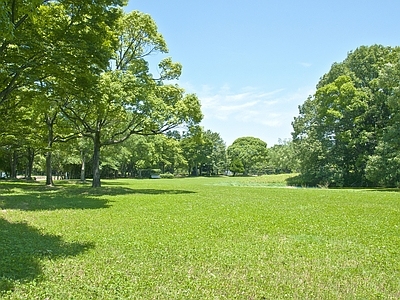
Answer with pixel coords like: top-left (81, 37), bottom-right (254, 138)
top-left (227, 137), bottom-right (268, 175)
top-left (158, 57), bottom-right (182, 80)
top-left (292, 45), bottom-right (400, 187)
top-left (116, 10), bottom-right (168, 71)
top-left (55, 10), bottom-right (202, 187)
top-left (0, 0), bottom-right (124, 105)
top-left (1, 4), bottom-right (203, 187)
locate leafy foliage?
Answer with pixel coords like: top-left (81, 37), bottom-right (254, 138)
top-left (267, 139), bottom-right (299, 174)
top-left (292, 45), bottom-right (400, 187)
top-left (227, 136), bottom-right (268, 175)
top-left (365, 61), bottom-right (400, 186)
top-left (229, 158), bottom-right (244, 176)
top-left (180, 127), bottom-right (214, 176)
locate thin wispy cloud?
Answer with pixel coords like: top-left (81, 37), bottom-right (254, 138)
top-left (196, 85), bottom-right (306, 126)
top-left (130, 0), bottom-right (400, 146)
top-left (180, 82), bottom-right (314, 145)
top-left (299, 62), bottom-right (312, 68)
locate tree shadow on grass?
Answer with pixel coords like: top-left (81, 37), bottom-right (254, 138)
top-left (0, 182), bottom-right (195, 211)
top-left (0, 218), bottom-right (94, 293)
top-left (0, 185), bottom-right (113, 211)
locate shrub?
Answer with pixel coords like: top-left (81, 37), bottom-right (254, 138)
top-left (138, 169), bottom-right (162, 178)
top-left (160, 172), bottom-right (174, 179)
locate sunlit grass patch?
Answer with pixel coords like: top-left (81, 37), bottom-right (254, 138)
top-left (1, 176), bottom-right (399, 299)
top-left (210, 173), bottom-right (298, 187)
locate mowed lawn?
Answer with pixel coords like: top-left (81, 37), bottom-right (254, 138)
top-left (1, 176), bottom-right (399, 299)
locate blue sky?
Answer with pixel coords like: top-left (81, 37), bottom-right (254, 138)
top-left (126, 1), bottom-right (400, 147)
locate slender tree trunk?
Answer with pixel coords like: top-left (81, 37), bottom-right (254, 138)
top-left (46, 124), bottom-right (54, 185)
top-left (46, 151), bottom-right (53, 185)
top-left (92, 131), bottom-right (101, 188)
top-left (10, 150), bottom-right (17, 179)
top-left (26, 147), bottom-right (34, 180)
top-left (80, 150), bottom-right (86, 182)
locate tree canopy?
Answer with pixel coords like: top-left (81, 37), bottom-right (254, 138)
top-left (0, 3), bottom-right (203, 187)
top-left (0, 0), bottom-right (124, 106)
top-left (227, 137), bottom-right (268, 175)
top-left (59, 10), bottom-right (203, 187)
top-left (5, 3), bottom-right (398, 188)
top-left (292, 45), bottom-right (400, 187)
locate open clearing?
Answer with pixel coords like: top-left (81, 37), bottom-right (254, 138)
top-left (1, 175), bottom-right (399, 299)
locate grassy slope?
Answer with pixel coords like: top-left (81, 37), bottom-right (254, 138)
top-left (0, 176), bottom-right (399, 299)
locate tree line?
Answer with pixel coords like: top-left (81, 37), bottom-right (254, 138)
top-left (0, 1), bottom-right (298, 186)
top-left (0, 121), bottom-right (297, 182)
top-left (292, 45), bottom-right (400, 187)
top-left (2, 3), bottom-right (398, 187)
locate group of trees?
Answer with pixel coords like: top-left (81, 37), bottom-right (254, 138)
top-left (1, 117), bottom-right (298, 180)
top-left (0, 0), bottom-right (297, 188)
top-left (1, 1), bottom-right (202, 187)
top-left (292, 45), bottom-right (400, 187)
top-left (3, 3), bottom-right (396, 188)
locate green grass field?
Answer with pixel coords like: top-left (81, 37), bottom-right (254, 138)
top-left (1, 175), bottom-right (399, 299)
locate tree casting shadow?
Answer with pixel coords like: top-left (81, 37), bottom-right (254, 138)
top-left (0, 218), bottom-right (94, 293)
top-left (0, 189), bottom-right (112, 211)
top-left (0, 181), bottom-right (195, 211)
top-left (0, 182), bottom-right (128, 211)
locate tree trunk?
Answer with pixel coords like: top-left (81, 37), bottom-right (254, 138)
top-left (46, 121), bottom-right (54, 186)
top-left (26, 147), bottom-right (35, 180)
top-left (10, 150), bottom-right (17, 179)
top-left (46, 151), bottom-right (53, 185)
top-left (92, 131), bottom-right (101, 188)
top-left (80, 150), bottom-right (86, 182)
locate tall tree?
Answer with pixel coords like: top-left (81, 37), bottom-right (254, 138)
top-left (365, 61), bottom-right (400, 186)
top-left (227, 137), bottom-right (268, 175)
top-left (180, 127), bottom-right (214, 176)
top-left (148, 135), bottom-right (186, 174)
top-left (1, 0), bottom-right (125, 185)
top-left (60, 11), bottom-right (202, 187)
top-left (122, 135), bottom-right (155, 177)
top-left (36, 0), bottom-right (123, 185)
top-left (292, 45), bottom-right (400, 186)
top-left (205, 130), bottom-right (227, 175)
top-left (268, 139), bottom-right (298, 174)
top-left (0, 89), bottom-right (45, 179)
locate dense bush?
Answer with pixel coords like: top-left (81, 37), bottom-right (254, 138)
top-left (160, 172), bottom-right (174, 179)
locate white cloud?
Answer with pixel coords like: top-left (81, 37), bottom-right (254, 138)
top-left (181, 82), bottom-right (315, 146)
top-left (299, 62), bottom-right (312, 68)
top-left (255, 89), bottom-right (285, 98)
top-left (197, 85), bottom-right (308, 126)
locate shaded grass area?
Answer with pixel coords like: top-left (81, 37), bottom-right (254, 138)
top-left (1, 177), bottom-right (399, 299)
top-left (0, 180), bottom-right (194, 211)
top-left (0, 219), bottom-right (94, 292)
